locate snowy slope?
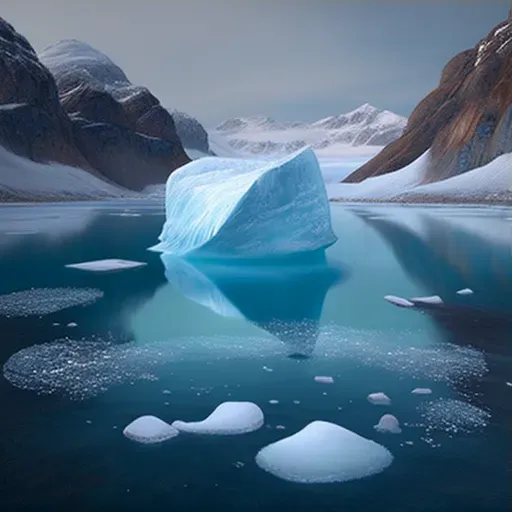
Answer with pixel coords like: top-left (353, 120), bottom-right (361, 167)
top-left (214, 104), bottom-right (407, 157)
top-left (328, 151), bottom-right (512, 203)
top-left (0, 145), bottom-right (128, 201)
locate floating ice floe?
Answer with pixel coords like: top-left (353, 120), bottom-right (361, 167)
top-left (456, 288), bottom-right (474, 296)
top-left (411, 388), bottom-right (433, 395)
top-left (172, 402), bottom-right (264, 435)
top-left (123, 415), bottom-right (179, 444)
top-left (374, 414), bottom-right (402, 434)
top-left (410, 295), bottom-right (444, 305)
top-left (384, 295), bottom-right (415, 308)
top-left (65, 259), bottom-right (147, 272)
top-left (314, 376), bottom-right (334, 384)
top-left (367, 392), bottom-right (391, 406)
top-left (67, 322), bottom-right (78, 328)
top-left (255, 421), bottom-right (393, 483)
top-left (0, 287), bottom-right (103, 317)
top-left (269, 399), bottom-right (279, 405)
top-left (151, 147), bottom-right (337, 258)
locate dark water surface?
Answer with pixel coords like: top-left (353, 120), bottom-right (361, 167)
top-left (0, 202), bottom-right (510, 511)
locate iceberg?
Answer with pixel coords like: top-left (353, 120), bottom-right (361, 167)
top-left (151, 147), bottom-right (337, 258)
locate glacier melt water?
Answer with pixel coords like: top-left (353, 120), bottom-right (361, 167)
top-left (150, 148), bottom-right (337, 258)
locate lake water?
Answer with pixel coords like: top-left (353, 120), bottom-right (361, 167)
top-left (0, 201), bottom-right (510, 511)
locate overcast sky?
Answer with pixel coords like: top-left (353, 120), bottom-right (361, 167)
top-left (3, 0), bottom-right (509, 127)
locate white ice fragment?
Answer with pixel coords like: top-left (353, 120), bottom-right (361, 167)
top-left (67, 322), bottom-right (78, 328)
top-left (123, 415), bottom-right (179, 444)
top-left (411, 388), bottom-right (432, 395)
top-left (293, 400), bottom-right (301, 404)
top-left (151, 147), bottom-right (337, 258)
top-left (506, 382), bottom-right (512, 387)
top-left (255, 420), bottom-right (393, 483)
top-left (374, 414), bottom-right (402, 434)
top-left (456, 288), bottom-right (474, 296)
top-left (171, 401), bottom-right (264, 435)
top-left (269, 399), bottom-right (279, 405)
top-left (262, 366), bottom-right (273, 372)
top-left (314, 376), bottom-right (334, 384)
top-left (367, 392), bottom-right (391, 405)
top-left (52, 322), bottom-right (60, 326)
top-left (410, 295), bottom-right (443, 305)
top-left (384, 295), bottom-right (414, 308)
top-left (276, 425), bottom-right (286, 430)
top-left (65, 259), bottom-right (147, 272)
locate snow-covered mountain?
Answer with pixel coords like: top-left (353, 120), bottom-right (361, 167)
top-left (213, 104), bottom-right (407, 156)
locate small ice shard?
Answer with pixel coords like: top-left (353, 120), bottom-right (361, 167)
top-left (384, 295), bottom-right (414, 308)
top-left (456, 288), bottom-right (474, 296)
top-left (269, 399), bottom-right (279, 405)
top-left (151, 147), bottom-right (337, 258)
top-left (411, 388), bottom-right (432, 395)
top-left (293, 400), bottom-right (301, 404)
top-left (314, 376), bottom-right (334, 384)
top-left (233, 461), bottom-right (245, 468)
top-left (506, 382), bottom-right (512, 387)
top-left (52, 322), bottom-right (60, 326)
top-left (262, 366), bottom-right (273, 372)
top-left (255, 420), bottom-right (393, 483)
top-left (162, 389), bottom-right (171, 394)
top-left (171, 401), bottom-right (264, 435)
top-left (367, 392), bottom-right (391, 405)
top-left (65, 259), bottom-right (147, 272)
top-left (410, 295), bottom-right (443, 305)
top-left (405, 441), bottom-right (414, 445)
top-left (67, 322), bottom-right (78, 328)
top-left (374, 414), bottom-right (402, 434)
top-left (276, 425), bottom-right (286, 430)
top-left (123, 415), bottom-right (179, 444)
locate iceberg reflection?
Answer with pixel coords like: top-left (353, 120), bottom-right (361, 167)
top-left (161, 251), bottom-right (343, 358)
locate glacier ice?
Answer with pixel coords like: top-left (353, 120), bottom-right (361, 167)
top-left (171, 402), bottom-right (264, 435)
top-left (255, 421), bottom-right (393, 483)
top-left (151, 147), bottom-right (337, 258)
top-left (123, 416), bottom-right (179, 444)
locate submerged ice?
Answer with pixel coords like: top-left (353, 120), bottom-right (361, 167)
top-left (151, 147), bottom-right (337, 258)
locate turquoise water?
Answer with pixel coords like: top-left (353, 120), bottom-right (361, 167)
top-left (0, 202), bottom-right (510, 511)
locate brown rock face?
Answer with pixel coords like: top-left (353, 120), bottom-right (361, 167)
top-left (345, 17), bottom-right (512, 184)
top-left (0, 18), bottom-right (190, 195)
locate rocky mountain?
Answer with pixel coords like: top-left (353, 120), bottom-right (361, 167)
top-left (344, 15), bottom-right (512, 184)
top-left (0, 18), bottom-right (190, 198)
top-left (169, 110), bottom-right (212, 155)
top-left (214, 104), bottom-right (407, 156)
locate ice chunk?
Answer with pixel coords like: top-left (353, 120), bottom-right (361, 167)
top-left (314, 376), bottom-right (334, 384)
top-left (151, 147), bottom-right (337, 258)
top-left (456, 288), bottom-right (474, 296)
top-left (65, 259), bottom-right (147, 272)
top-left (269, 399), bottom-right (279, 405)
top-left (367, 392), bottom-right (391, 405)
top-left (255, 420), bottom-right (393, 483)
top-left (67, 322), bottom-right (78, 328)
top-left (374, 414), bottom-right (402, 434)
top-left (171, 402), bottom-right (264, 435)
top-left (410, 295), bottom-right (443, 305)
top-left (123, 415), bottom-right (179, 444)
top-left (0, 287), bottom-right (103, 317)
top-left (412, 387), bottom-right (432, 395)
top-left (384, 295), bottom-right (414, 308)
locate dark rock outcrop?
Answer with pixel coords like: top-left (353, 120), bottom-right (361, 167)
top-left (170, 109), bottom-right (212, 154)
top-left (0, 18), bottom-right (189, 194)
top-left (345, 16), bottom-right (512, 183)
